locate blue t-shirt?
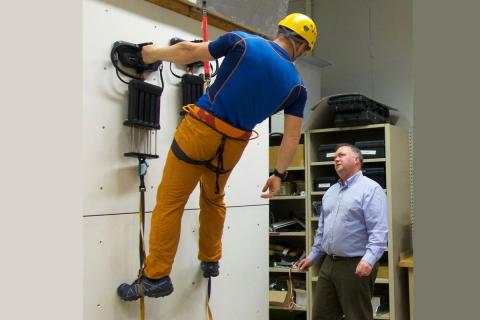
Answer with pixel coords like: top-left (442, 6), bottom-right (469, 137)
top-left (195, 31), bottom-right (307, 131)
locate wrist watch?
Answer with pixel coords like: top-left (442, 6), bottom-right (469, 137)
top-left (273, 168), bottom-right (288, 181)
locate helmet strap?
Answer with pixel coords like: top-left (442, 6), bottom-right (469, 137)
top-left (279, 27), bottom-right (305, 61)
top-left (288, 37), bottom-right (298, 61)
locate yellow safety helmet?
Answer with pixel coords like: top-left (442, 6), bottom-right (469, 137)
top-left (278, 13), bottom-right (317, 51)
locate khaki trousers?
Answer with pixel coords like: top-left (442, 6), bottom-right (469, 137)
top-left (312, 255), bottom-right (378, 320)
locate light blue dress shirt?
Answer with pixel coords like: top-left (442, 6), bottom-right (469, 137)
top-left (307, 171), bottom-right (388, 267)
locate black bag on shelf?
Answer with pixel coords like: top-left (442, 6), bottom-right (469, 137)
top-left (313, 177), bottom-right (338, 191)
top-left (362, 166), bottom-right (386, 188)
top-left (312, 201), bottom-right (322, 216)
top-left (328, 94), bottom-right (395, 127)
top-left (317, 142), bottom-right (347, 161)
top-left (355, 140), bottom-right (386, 159)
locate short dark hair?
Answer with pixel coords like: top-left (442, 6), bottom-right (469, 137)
top-left (335, 143), bottom-right (363, 167)
top-left (277, 26), bottom-right (308, 46)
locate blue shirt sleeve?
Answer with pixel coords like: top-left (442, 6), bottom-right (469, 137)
top-left (307, 203), bottom-right (326, 263)
top-left (361, 185), bottom-right (388, 267)
top-left (283, 85), bottom-right (307, 118)
top-left (208, 32), bottom-right (243, 59)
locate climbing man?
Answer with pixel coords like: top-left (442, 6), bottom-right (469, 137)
top-left (117, 13), bottom-right (318, 301)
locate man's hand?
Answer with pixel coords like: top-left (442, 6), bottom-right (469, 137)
top-left (141, 44), bottom-right (158, 64)
top-left (260, 175), bottom-right (281, 198)
top-left (355, 260), bottom-right (372, 277)
top-left (296, 258), bottom-right (314, 271)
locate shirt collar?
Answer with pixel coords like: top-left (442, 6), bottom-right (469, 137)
top-left (270, 41), bottom-right (291, 60)
top-left (339, 170), bottom-right (363, 187)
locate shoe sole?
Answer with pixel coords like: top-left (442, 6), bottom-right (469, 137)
top-left (146, 286), bottom-right (174, 298)
top-left (203, 271), bottom-right (219, 278)
top-left (119, 286), bottom-right (174, 301)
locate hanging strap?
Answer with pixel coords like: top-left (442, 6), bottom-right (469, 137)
top-left (287, 266), bottom-right (297, 310)
top-left (137, 157), bottom-right (149, 320)
top-left (206, 277), bottom-right (213, 320)
top-left (212, 136), bottom-right (226, 194)
top-left (201, 0), bottom-right (211, 91)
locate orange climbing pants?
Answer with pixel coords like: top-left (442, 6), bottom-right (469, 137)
top-left (144, 105), bottom-right (250, 279)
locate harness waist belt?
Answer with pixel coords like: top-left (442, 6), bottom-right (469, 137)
top-left (183, 104), bottom-right (252, 141)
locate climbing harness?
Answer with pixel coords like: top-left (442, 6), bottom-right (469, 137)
top-left (171, 105), bottom-right (257, 195)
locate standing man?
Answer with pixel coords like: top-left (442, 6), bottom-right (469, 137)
top-left (297, 144), bottom-right (388, 320)
top-left (117, 13), bottom-right (318, 301)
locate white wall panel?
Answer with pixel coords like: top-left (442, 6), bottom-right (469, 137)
top-left (83, 0), bottom-right (268, 216)
top-left (83, 1), bottom-right (269, 319)
top-left (84, 206), bottom-right (268, 320)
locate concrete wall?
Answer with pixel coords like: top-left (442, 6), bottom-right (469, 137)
top-left (313, 0), bottom-right (413, 127)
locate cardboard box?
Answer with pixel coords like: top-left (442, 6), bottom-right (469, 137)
top-left (269, 290), bottom-right (288, 306)
top-left (269, 279), bottom-right (294, 307)
top-left (269, 144), bottom-right (304, 169)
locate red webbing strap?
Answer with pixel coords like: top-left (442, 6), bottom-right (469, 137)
top-left (201, 0), bottom-right (211, 88)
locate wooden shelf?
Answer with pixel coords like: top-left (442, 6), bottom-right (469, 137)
top-left (286, 166), bottom-right (305, 171)
top-left (270, 195), bottom-right (305, 200)
top-left (269, 166), bottom-right (305, 171)
top-left (375, 278), bottom-right (389, 284)
top-left (269, 305), bottom-right (307, 311)
top-left (309, 124), bottom-right (387, 133)
top-left (269, 232), bottom-right (306, 237)
top-left (374, 312), bottom-right (390, 320)
top-left (311, 190), bottom-right (386, 196)
top-left (269, 267), bottom-right (306, 273)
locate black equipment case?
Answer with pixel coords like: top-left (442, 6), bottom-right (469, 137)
top-left (317, 143), bottom-right (348, 161)
top-left (362, 166), bottom-right (386, 188)
top-left (328, 94), bottom-right (395, 127)
top-left (355, 140), bottom-right (385, 159)
top-left (313, 177), bottom-right (338, 191)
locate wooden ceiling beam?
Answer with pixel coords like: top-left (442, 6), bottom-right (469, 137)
top-left (146, 0), bottom-right (272, 39)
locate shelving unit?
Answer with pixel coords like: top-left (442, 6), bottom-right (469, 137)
top-left (270, 195), bottom-right (306, 200)
top-left (269, 232), bottom-right (306, 237)
top-left (268, 134), bottom-right (308, 320)
top-left (304, 124), bottom-right (411, 320)
top-left (270, 267), bottom-right (307, 274)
